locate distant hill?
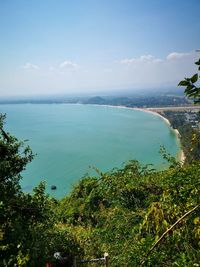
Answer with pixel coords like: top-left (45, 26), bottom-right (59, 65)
top-left (83, 96), bottom-right (105, 104)
top-left (0, 88), bottom-right (189, 107)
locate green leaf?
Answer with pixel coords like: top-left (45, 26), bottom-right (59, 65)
top-left (194, 99), bottom-right (200, 104)
top-left (185, 84), bottom-right (195, 91)
top-left (190, 73), bottom-right (198, 83)
top-left (185, 87), bottom-right (198, 96)
top-left (178, 80), bottom-right (189, 86)
top-left (195, 59), bottom-right (200, 66)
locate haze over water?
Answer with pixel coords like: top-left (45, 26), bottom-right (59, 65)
top-left (1, 104), bottom-right (180, 198)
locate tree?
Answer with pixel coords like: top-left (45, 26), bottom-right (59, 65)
top-left (0, 115), bottom-right (81, 266)
top-left (0, 114), bottom-right (34, 265)
top-left (178, 58), bottom-right (200, 161)
top-left (0, 115), bottom-right (53, 266)
top-left (178, 58), bottom-right (200, 103)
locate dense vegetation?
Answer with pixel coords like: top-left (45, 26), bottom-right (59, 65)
top-left (56, 159), bottom-right (200, 266)
top-left (0, 114), bottom-right (81, 267)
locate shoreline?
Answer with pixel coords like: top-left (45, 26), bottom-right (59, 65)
top-left (90, 104), bottom-right (186, 164)
top-left (138, 108), bottom-right (186, 164)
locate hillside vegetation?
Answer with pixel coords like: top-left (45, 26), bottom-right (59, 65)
top-left (56, 159), bottom-right (200, 266)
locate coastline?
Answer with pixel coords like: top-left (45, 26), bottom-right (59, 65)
top-left (91, 104), bottom-right (186, 164)
top-left (142, 109), bottom-right (186, 164)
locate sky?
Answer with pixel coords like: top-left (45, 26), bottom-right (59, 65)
top-left (0, 0), bottom-right (200, 97)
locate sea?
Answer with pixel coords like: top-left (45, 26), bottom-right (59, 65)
top-left (0, 104), bottom-right (181, 198)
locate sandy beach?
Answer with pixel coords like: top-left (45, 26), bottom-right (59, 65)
top-left (133, 108), bottom-right (186, 163)
top-left (141, 109), bottom-right (186, 163)
top-left (132, 108), bottom-right (186, 164)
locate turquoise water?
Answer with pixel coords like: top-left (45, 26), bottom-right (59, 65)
top-left (0, 104), bottom-right (180, 198)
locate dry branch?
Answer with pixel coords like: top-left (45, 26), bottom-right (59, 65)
top-left (141, 204), bottom-right (200, 265)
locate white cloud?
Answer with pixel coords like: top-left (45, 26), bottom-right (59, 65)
top-left (4, 50), bottom-right (196, 96)
top-left (120, 54), bottom-right (162, 65)
top-left (120, 58), bottom-right (135, 65)
top-left (120, 51), bottom-right (195, 66)
top-left (23, 63), bottom-right (39, 70)
top-left (59, 60), bottom-right (79, 70)
top-left (139, 55), bottom-right (154, 61)
top-left (166, 52), bottom-right (191, 60)
top-left (115, 50), bottom-right (198, 90)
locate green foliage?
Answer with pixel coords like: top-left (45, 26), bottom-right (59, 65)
top-left (56, 160), bottom-right (200, 266)
top-left (0, 115), bottom-right (81, 266)
top-left (175, 59), bottom-right (200, 162)
top-left (195, 58), bottom-right (200, 71)
top-left (178, 58), bottom-right (200, 103)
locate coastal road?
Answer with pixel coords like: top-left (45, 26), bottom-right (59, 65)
top-left (147, 105), bottom-right (200, 112)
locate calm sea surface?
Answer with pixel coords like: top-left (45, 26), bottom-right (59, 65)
top-left (0, 104), bottom-right (180, 198)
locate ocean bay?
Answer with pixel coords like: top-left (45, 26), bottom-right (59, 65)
top-left (0, 104), bottom-right (180, 198)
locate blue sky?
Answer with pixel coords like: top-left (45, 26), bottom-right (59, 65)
top-left (0, 0), bottom-right (200, 96)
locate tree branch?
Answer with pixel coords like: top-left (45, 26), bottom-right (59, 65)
top-left (141, 204), bottom-right (200, 266)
